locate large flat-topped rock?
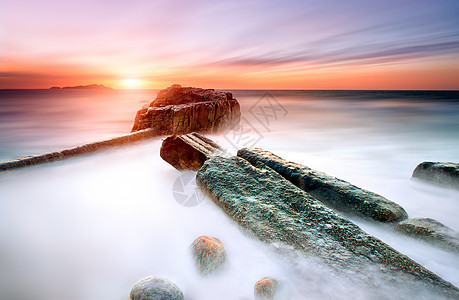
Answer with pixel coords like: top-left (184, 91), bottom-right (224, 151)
top-left (196, 156), bottom-right (458, 298)
top-left (151, 84), bottom-right (232, 107)
top-left (412, 161), bottom-right (459, 190)
top-left (237, 148), bottom-right (408, 223)
top-left (131, 84), bottom-right (240, 134)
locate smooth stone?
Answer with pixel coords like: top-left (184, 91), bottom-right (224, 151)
top-left (237, 147), bottom-right (408, 223)
top-left (130, 276), bottom-right (184, 300)
top-left (254, 277), bottom-right (279, 299)
top-left (191, 236), bottom-right (227, 276)
top-left (412, 161), bottom-right (459, 190)
top-left (395, 217), bottom-right (459, 253)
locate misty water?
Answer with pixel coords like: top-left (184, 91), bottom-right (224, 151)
top-left (0, 89), bottom-right (458, 299)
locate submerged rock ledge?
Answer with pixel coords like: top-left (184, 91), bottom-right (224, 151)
top-left (396, 217), bottom-right (459, 253)
top-left (196, 156), bottom-right (459, 298)
top-left (0, 129), bottom-right (158, 172)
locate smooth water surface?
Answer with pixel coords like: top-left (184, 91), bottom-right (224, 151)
top-left (0, 89), bottom-right (458, 299)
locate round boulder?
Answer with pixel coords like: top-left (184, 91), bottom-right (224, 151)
top-left (254, 277), bottom-right (279, 299)
top-left (130, 276), bottom-right (184, 300)
top-left (191, 236), bottom-right (227, 276)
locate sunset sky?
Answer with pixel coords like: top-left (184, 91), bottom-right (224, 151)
top-left (1, 0), bottom-right (459, 89)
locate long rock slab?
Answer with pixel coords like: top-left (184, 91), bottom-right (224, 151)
top-left (0, 128), bottom-right (159, 172)
top-left (196, 156), bottom-right (458, 298)
top-left (237, 148), bottom-right (408, 223)
top-left (395, 217), bottom-right (459, 253)
top-left (412, 161), bottom-right (459, 190)
top-left (160, 132), bottom-right (224, 170)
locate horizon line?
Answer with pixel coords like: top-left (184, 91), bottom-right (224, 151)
top-left (1, 88), bottom-right (459, 92)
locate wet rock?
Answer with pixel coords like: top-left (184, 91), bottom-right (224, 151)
top-left (237, 148), bottom-right (408, 223)
top-left (0, 129), bottom-right (158, 172)
top-left (160, 132), bottom-right (224, 170)
top-left (395, 217), bottom-right (459, 253)
top-left (196, 156), bottom-right (459, 298)
top-left (130, 276), bottom-right (184, 300)
top-left (131, 84), bottom-right (240, 134)
top-left (191, 236), bottom-right (227, 276)
top-left (412, 162), bottom-right (459, 190)
top-left (254, 277), bottom-right (279, 299)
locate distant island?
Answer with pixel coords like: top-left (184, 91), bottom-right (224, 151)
top-left (49, 84), bottom-right (112, 90)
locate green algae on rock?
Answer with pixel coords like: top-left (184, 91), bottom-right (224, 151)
top-left (237, 148), bottom-right (408, 223)
top-left (196, 156), bottom-right (459, 299)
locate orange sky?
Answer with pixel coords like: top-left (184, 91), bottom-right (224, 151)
top-left (2, 0), bottom-right (459, 90)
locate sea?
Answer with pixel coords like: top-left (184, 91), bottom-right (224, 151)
top-left (0, 89), bottom-right (458, 300)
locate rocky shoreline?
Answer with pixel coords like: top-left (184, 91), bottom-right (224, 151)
top-left (0, 85), bottom-right (240, 172)
top-left (1, 85), bottom-right (458, 299)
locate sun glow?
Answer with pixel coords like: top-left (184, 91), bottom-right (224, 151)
top-left (124, 78), bottom-right (140, 89)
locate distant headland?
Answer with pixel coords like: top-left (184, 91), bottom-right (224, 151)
top-left (49, 84), bottom-right (112, 90)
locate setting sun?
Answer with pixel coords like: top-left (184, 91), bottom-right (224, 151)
top-left (124, 78), bottom-right (140, 89)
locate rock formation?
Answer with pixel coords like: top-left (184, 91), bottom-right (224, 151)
top-left (131, 84), bottom-right (240, 134)
top-left (237, 148), bottom-right (408, 223)
top-left (254, 277), bottom-right (279, 299)
top-left (395, 217), bottom-right (459, 253)
top-left (0, 129), bottom-right (158, 171)
top-left (190, 236), bottom-right (227, 276)
top-left (160, 132), bottom-right (224, 170)
top-left (62, 84), bottom-right (112, 89)
top-left (412, 161), bottom-right (459, 190)
top-left (196, 156), bottom-right (459, 298)
top-left (130, 276), bottom-right (184, 300)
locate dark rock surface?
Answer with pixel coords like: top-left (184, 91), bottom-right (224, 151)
top-left (130, 276), bottom-right (184, 300)
top-left (160, 132), bottom-right (224, 170)
top-left (254, 277), bottom-right (279, 299)
top-left (237, 148), bottom-right (408, 223)
top-left (196, 156), bottom-right (459, 298)
top-left (0, 129), bottom-right (158, 171)
top-left (412, 161), bottom-right (459, 190)
top-left (190, 236), bottom-right (227, 276)
top-left (395, 217), bottom-right (459, 253)
top-left (131, 84), bottom-right (240, 134)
